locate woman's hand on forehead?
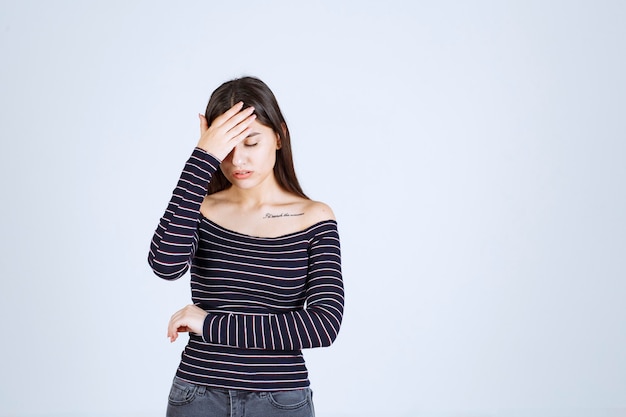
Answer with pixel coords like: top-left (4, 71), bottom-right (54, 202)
top-left (197, 101), bottom-right (256, 161)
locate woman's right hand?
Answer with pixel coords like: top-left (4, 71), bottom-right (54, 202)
top-left (167, 304), bottom-right (209, 343)
top-left (197, 102), bottom-right (256, 161)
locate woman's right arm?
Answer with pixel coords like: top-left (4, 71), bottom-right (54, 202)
top-left (148, 102), bottom-right (256, 280)
top-left (147, 148), bottom-right (220, 280)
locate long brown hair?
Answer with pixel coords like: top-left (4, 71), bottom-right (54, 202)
top-left (204, 76), bottom-right (308, 199)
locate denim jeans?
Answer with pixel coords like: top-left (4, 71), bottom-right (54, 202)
top-left (166, 377), bottom-right (315, 417)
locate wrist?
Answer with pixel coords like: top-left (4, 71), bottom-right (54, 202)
top-left (193, 147), bottom-right (222, 165)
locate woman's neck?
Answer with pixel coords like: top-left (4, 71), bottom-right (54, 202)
top-left (226, 176), bottom-right (287, 209)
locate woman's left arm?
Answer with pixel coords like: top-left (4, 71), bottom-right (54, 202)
top-left (168, 224), bottom-right (344, 350)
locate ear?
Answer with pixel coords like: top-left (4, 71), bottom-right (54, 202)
top-left (275, 132), bottom-right (282, 150)
top-left (276, 123), bottom-right (287, 150)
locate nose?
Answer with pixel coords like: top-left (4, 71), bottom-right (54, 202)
top-left (230, 144), bottom-right (247, 167)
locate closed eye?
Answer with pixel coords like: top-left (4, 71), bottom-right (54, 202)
top-left (245, 132), bottom-right (260, 147)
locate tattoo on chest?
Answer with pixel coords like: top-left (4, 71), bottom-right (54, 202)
top-left (264, 212), bottom-right (304, 219)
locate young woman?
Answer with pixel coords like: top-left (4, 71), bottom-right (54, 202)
top-left (148, 76), bottom-right (344, 417)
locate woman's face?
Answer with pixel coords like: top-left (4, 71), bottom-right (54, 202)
top-left (220, 119), bottom-right (280, 190)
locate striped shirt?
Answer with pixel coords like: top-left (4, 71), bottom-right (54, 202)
top-left (148, 148), bottom-right (344, 391)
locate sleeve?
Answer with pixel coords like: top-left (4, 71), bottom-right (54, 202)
top-left (201, 223), bottom-right (345, 350)
top-left (148, 148), bottom-right (221, 280)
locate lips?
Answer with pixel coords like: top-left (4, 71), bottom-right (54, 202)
top-left (232, 170), bottom-right (252, 180)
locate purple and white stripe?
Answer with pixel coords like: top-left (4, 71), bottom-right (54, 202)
top-left (148, 148), bottom-right (344, 391)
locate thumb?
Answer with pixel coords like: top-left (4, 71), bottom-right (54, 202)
top-left (199, 113), bottom-right (209, 135)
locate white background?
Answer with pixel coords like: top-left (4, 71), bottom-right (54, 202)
top-left (1, 1), bottom-right (625, 416)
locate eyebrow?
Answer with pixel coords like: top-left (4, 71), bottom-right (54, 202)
top-left (246, 132), bottom-right (261, 138)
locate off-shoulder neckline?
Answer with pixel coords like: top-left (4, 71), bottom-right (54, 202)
top-left (199, 214), bottom-right (337, 240)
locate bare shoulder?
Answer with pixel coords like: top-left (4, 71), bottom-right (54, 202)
top-left (302, 199), bottom-right (336, 223)
top-left (200, 191), bottom-right (230, 217)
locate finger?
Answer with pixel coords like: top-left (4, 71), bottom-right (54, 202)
top-left (227, 125), bottom-right (254, 151)
top-left (226, 114), bottom-right (256, 140)
top-left (219, 106), bottom-right (256, 135)
top-left (168, 324), bottom-right (186, 341)
top-left (198, 113), bottom-right (209, 135)
top-left (211, 101), bottom-right (245, 127)
top-left (168, 324), bottom-right (177, 341)
top-left (167, 312), bottom-right (182, 339)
